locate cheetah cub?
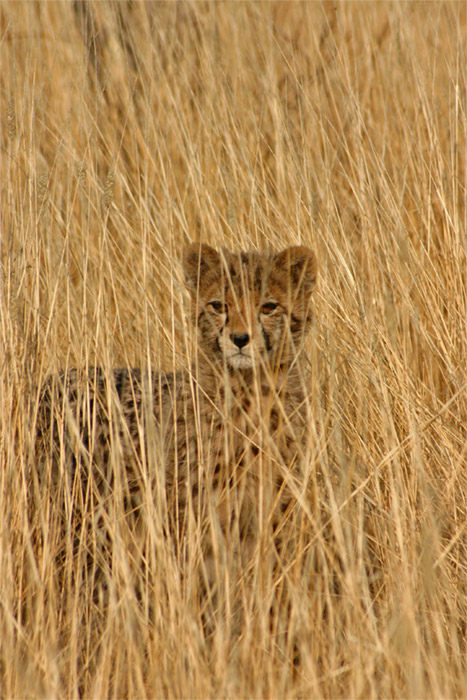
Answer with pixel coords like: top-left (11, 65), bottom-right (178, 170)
top-left (37, 244), bottom-right (316, 564)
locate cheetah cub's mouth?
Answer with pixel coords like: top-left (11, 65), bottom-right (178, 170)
top-left (226, 351), bottom-right (255, 370)
top-left (218, 333), bottom-right (256, 370)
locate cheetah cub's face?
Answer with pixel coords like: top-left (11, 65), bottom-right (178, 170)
top-left (184, 244), bottom-right (317, 370)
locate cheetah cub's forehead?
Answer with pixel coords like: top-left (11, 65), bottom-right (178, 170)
top-left (183, 244), bottom-right (317, 301)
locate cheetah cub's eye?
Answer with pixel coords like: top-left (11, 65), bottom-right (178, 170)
top-left (208, 301), bottom-right (228, 314)
top-left (260, 302), bottom-right (278, 315)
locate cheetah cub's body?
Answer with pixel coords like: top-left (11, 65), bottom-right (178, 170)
top-left (38, 245), bottom-right (316, 554)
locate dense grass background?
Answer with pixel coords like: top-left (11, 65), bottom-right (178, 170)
top-left (1, 1), bottom-right (466, 697)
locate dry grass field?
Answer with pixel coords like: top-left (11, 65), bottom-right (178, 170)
top-left (1, 1), bottom-right (466, 698)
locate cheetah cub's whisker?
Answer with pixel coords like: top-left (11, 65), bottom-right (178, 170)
top-left (37, 244), bottom-right (317, 573)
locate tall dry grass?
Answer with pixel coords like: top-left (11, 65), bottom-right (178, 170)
top-left (1, 1), bottom-right (466, 697)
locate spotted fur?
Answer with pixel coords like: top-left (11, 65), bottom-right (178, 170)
top-left (37, 245), bottom-right (317, 561)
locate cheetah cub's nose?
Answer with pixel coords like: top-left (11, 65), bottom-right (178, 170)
top-left (231, 333), bottom-right (250, 349)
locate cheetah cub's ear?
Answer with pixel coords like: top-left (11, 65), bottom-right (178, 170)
top-left (271, 246), bottom-right (317, 299)
top-left (184, 243), bottom-right (221, 294)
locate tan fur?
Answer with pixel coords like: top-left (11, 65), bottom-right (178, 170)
top-left (38, 245), bottom-right (317, 561)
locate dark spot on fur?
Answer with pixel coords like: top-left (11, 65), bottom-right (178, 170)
top-left (270, 409), bottom-right (279, 431)
top-left (280, 498), bottom-right (289, 513)
top-left (251, 444), bottom-right (259, 456)
top-left (285, 436), bottom-right (294, 450)
top-left (290, 313), bottom-right (302, 334)
top-left (254, 265), bottom-right (264, 290)
top-left (114, 371), bottom-right (125, 398)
